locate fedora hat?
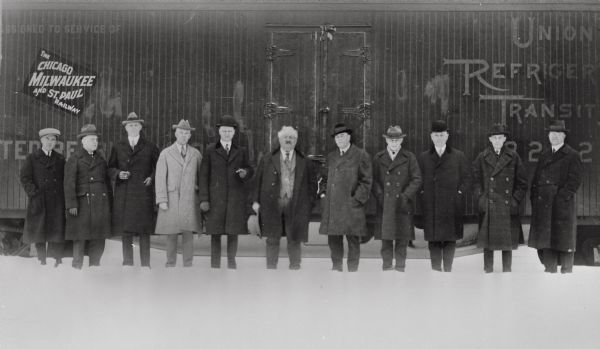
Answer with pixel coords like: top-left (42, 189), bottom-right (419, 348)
top-left (38, 128), bottom-right (61, 139)
top-left (487, 123), bottom-right (510, 137)
top-left (172, 119), bottom-right (195, 131)
top-left (77, 124), bottom-right (100, 139)
top-left (382, 125), bottom-right (406, 139)
top-left (122, 112), bottom-right (144, 126)
top-left (431, 120), bottom-right (449, 133)
top-left (330, 122), bottom-right (353, 137)
top-left (216, 115), bottom-right (238, 128)
top-left (545, 120), bottom-right (569, 133)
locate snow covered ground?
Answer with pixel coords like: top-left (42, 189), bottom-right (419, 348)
top-left (0, 239), bottom-right (598, 349)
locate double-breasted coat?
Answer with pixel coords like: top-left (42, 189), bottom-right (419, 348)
top-left (472, 146), bottom-right (528, 250)
top-left (108, 136), bottom-right (160, 235)
top-left (252, 148), bottom-right (318, 242)
top-left (19, 149), bottom-right (66, 244)
top-left (64, 148), bottom-right (112, 240)
top-left (154, 143), bottom-right (202, 235)
top-left (372, 148), bottom-right (422, 241)
top-left (417, 146), bottom-right (469, 242)
top-left (528, 144), bottom-right (582, 252)
top-left (199, 142), bottom-right (254, 235)
top-left (319, 144), bottom-right (373, 237)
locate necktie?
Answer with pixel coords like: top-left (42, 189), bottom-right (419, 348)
top-left (496, 150), bottom-right (500, 156)
top-left (130, 139), bottom-right (135, 149)
top-left (552, 148), bottom-right (556, 154)
top-left (284, 151), bottom-right (290, 163)
top-left (340, 150), bottom-right (345, 156)
top-left (181, 145), bottom-right (186, 158)
top-left (225, 143), bottom-right (230, 155)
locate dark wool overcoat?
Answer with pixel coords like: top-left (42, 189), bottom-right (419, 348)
top-left (251, 148), bottom-right (318, 241)
top-left (64, 148), bottom-right (112, 240)
top-left (417, 146), bottom-right (469, 242)
top-left (108, 137), bottom-right (160, 235)
top-left (528, 144), bottom-right (582, 252)
top-left (472, 146), bottom-right (528, 250)
top-left (319, 144), bottom-right (372, 237)
top-left (19, 149), bottom-right (66, 244)
top-left (372, 148), bottom-right (422, 241)
top-left (199, 142), bottom-right (254, 235)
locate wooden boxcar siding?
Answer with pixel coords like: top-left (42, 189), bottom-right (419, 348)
top-left (1, 9), bottom-right (599, 218)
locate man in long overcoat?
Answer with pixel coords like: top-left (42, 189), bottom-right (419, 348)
top-left (64, 124), bottom-right (112, 269)
top-left (199, 115), bottom-right (254, 269)
top-left (372, 126), bottom-right (422, 271)
top-left (319, 123), bottom-right (372, 272)
top-left (108, 112), bottom-right (159, 267)
top-left (417, 120), bottom-right (469, 272)
top-left (20, 128), bottom-right (66, 266)
top-left (251, 126), bottom-right (317, 269)
top-left (528, 120), bottom-right (582, 273)
top-left (472, 124), bottom-right (528, 273)
top-left (155, 119), bottom-right (202, 267)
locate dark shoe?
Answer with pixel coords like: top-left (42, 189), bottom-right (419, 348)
top-left (54, 259), bottom-right (62, 268)
top-left (332, 265), bottom-right (343, 272)
top-left (395, 266), bottom-right (405, 272)
top-left (289, 264), bottom-right (301, 270)
top-left (227, 261), bottom-right (237, 269)
top-left (502, 268), bottom-right (511, 273)
top-left (267, 264), bottom-right (277, 270)
top-left (382, 265), bottom-right (394, 271)
top-left (141, 263), bottom-right (151, 268)
top-left (165, 263), bottom-right (175, 268)
top-left (408, 240), bottom-right (415, 248)
top-left (560, 268), bottom-right (572, 274)
top-left (347, 267), bottom-right (358, 272)
top-left (183, 263), bottom-right (193, 268)
top-left (484, 269), bottom-right (493, 273)
top-left (122, 261), bottom-right (134, 266)
top-left (443, 266), bottom-right (452, 272)
top-left (72, 264), bottom-right (82, 270)
top-left (40, 260), bottom-right (47, 265)
top-left (544, 268), bottom-right (557, 273)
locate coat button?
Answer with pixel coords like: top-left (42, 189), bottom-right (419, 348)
top-left (546, 180), bottom-right (550, 183)
top-left (90, 177), bottom-right (94, 180)
top-left (395, 194), bottom-right (399, 198)
top-left (490, 177), bottom-right (494, 181)
top-left (490, 189), bottom-right (494, 193)
top-left (386, 182), bottom-right (390, 186)
top-left (506, 177), bottom-right (509, 181)
top-left (505, 190), bottom-right (509, 194)
top-left (386, 171), bottom-right (390, 175)
top-left (271, 183), bottom-right (275, 186)
top-left (505, 200), bottom-right (509, 204)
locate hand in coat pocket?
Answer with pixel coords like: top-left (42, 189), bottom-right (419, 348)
top-left (510, 197), bottom-right (520, 215)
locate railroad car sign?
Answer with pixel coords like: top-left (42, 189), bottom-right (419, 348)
top-left (22, 49), bottom-right (97, 116)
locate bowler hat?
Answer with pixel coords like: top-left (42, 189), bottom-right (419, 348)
top-left (487, 123), bottom-right (510, 137)
top-left (330, 122), bottom-right (353, 137)
top-left (545, 120), bottom-right (569, 133)
top-left (77, 124), bottom-right (100, 139)
top-left (122, 112), bottom-right (144, 126)
top-left (216, 115), bottom-right (238, 128)
top-left (172, 119), bottom-right (195, 131)
top-left (38, 128), bottom-right (61, 139)
top-left (431, 120), bottom-right (449, 133)
top-left (382, 125), bottom-right (406, 139)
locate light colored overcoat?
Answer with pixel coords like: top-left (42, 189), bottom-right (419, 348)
top-left (154, 143), bottom-right (202, 235)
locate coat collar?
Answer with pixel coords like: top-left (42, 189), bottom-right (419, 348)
top-left (73, 147), bottom-right (105, 168)
top-left (270, 147), bottom-right (305, 174)
top-left (375, 148), bottom-right (409, 171)
top-left (166, 142), bottom-right (193, 167)
top-left (482, 146), bottom-right (514, 176)
top-left (33, 148), bottom-right (60, 167)
top-left (118, 136), bottom-right (147, 156)
top-left (215, 141), bottom-right (240, 163)
top-left (541, 143), bottom-right (572, 166)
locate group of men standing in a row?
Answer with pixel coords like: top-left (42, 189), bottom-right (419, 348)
top-left (20, 114), bottom-right (582, 273)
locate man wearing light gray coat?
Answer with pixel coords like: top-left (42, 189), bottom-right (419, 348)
top-left (155, 119), bottom-right (202, 267)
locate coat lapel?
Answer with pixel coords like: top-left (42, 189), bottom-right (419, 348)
top-left (228, 145), bottom-right (240, 164)
top-left (388, 151), bottom-right (408, 172)
top-left (215, 143), bottom-right (229, 161)
top-left (490, 150), bottom-right (513, 177)
top-left (167, 143), bottom-right (184, 167)
top-left (291, 152), bottom-right (306, 205)
top-left (130, 137), bottom-right (146, 157)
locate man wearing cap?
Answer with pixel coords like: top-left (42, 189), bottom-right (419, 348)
top-left (472, 124), bottom-right (528, 273)
top-left (529, 120), bottom-right (582, 273)
top-left (64, 124), bottom-right (112, 269)
top-left (372, 126), bottom-right (422, 271)
top-left (251, 126), bottom-right (318, 269)
top-left (417, 120), bottom-right (469, 272)
top-left (199, 115), bottom-right (254, 269)
top-left (108, 112), bottom-right (160, 267)
top-left (319, 122), bottom-right (372, 272)
top-left (19, 128), bottom-right (66, 266)
top-left (154, 119), bottom-right (202, 267)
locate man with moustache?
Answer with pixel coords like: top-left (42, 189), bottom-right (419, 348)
top-left (199, 115), bottom-right (254, 269)
top-left (319, 122), bottom-right (372, 272)
top-left (252, 126), bottom-right (317, 269)
top-left (20, 128), bottom-right (66, 267)
top-left (528, 120), bottom-right (582, 273)
top-left (108, 112), bottom-right (160, 268)
top-left (64, 124), bottom-right (112, 269)
top-left (372, 126), bottom-right (422, 271)
top-left (154, 119), bottom-right (202, 267)
top-left (472, 124), bottom-right (528, 273)
top-left (417, 120), bottom-right (469, 272)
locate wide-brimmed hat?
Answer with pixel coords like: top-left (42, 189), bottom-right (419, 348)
top-left (382, 125), bottom-right (406, 139)
top-left (77, 124), bottom-right (100, 139)
top-left (122, 112), bottom-right (144, 126)
top-left (545, 120), bottom-right (569, 133)
top-left (172, 119), bottom-right (195, 131)
top-left (38, 128), bottom-right (61, 139)
top-left (330, 122), bottom-right (353, 137)
top-left (487, 123), bottom-right (510, 137)
top-left (216, 115), bottom-right (238, 128)
top-left (431, 120), bottom-right (449, 133)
